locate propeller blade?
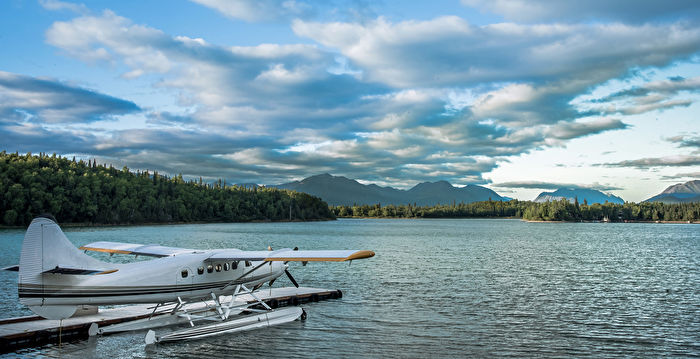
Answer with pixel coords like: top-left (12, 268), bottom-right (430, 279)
top-left (285, 269), bottom-right (299, 288)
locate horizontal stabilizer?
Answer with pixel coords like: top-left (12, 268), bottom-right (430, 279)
top-left (207, 249), bottom-right (375, 262)
top-left (80, 241), bottom-right (196, 257)
top-left (42, 266), bottom-right (118, 275)
top-left (2, 265), bottom-right (19, 271)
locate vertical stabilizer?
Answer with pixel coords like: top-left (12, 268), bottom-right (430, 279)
top-left (18, 215), bottom-right (107, 318)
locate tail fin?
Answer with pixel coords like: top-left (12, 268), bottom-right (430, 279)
top-left (19, 215), bottom-right (108, 317)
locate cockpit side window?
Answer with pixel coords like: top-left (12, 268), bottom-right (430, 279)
top-left (245, 261), bottom-right (252, 267)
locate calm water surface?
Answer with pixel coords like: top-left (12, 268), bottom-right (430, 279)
top-left (0, 219), bottom-right (698, 358)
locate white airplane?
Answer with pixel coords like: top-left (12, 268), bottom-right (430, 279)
top-left (8, 215), bottom-right (374, 343)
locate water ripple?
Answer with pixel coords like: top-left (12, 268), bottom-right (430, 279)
top-left (0, 219), bottom-right (698, 358)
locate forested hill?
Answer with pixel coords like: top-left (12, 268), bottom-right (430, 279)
top-left (0, 151), bottom-right (334, 226)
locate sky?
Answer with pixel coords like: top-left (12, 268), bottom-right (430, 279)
top-left (1, 0), bottom-right (699, 202)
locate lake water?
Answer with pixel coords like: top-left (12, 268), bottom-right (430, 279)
top-left (0, 219), bottom-right (698, 358)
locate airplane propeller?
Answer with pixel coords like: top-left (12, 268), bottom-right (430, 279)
top-left (285, 269), bottom-right (299, 288)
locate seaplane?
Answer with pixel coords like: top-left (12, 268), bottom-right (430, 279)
top-left (6, 215), bottom-right (374, 344)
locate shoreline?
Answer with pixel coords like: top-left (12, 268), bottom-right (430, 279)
top-left (336, 216), bottom-right (520, 220)
top-left (520, 219), bottom-right (696, 224)
top-left (336, 216), bottom-right (696, 224)
top-left (0, 217), bottom-right (336, 230)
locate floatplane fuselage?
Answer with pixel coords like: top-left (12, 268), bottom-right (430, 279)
top-left (20, 251), bottom-right (287, 307)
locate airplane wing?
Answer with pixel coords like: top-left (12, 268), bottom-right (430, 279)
top-left (80, 242), bottom-right (375, 262)
top-left (206, 248), bottom-right (375, 262)
top-left (79, 241), bottom-right (198, 257)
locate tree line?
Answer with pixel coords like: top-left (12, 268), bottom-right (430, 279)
top-left (331, 198), bottom-right (699, 222)
top-left (0, 151), bottom-right (334, 226)
top-left (521, 198), bottom-right (698, 222)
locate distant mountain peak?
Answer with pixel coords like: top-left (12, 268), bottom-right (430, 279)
top-left (410, 180), bottom-right (454, 191)
top-left (303, 173), bottom-right (334, 181)
top-left (646, 179), bottom-right (700, 203)
top-left (534, 187), bottom-right (624, 204)
top-left (660, 180), bottom-right (700, 194)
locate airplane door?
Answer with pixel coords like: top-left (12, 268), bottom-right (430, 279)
top-left (177, 266), bottom-right (194, 287)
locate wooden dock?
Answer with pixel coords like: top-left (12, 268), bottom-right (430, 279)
top-left (0, 287), bottom-right (342, 354)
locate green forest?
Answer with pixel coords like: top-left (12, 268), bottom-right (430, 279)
top-left (331, 198), bottom-right (699, 222)
top-left (0, 151), bottom-right (334, 226)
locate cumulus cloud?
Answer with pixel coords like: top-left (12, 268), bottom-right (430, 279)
top-left (462, 0), bottom-right (700, 24)
top-left (292, 15), bottom-right (700, 142)
top-left (600, 155), bottom-right (700, 168)
top-left (493, 180), bottom-right (623, 191)
top-left (28, 8), bottom-right (700, 187)
top-left (0, 71), bottom-right (140, 123)
top-left (292, 17), bottom-right (700, 88)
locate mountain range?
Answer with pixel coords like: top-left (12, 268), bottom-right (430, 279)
top-left (534, 188), bottom-right (624, 204)
top-left (274, 174), bottom-right (699, 206)
top-left (275, 174), bottom-right (505, 206)
top-left (645, 180), bottom-right (700, 203)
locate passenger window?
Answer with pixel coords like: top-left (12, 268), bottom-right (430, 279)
top-left (207, 264), bottom-right (213, 273)
top-left (181, 269), bottom-right (188, 278)
top-left (232, 261), bottom-right (238, 270)
top-left (197, 267), bottom-right (204, 275)
top-left (245, 261), bottom-right (252, 267)
top-left (223, 263), bottom-right (229, 271)
top-left (215, 264), bottom-right (222, 272)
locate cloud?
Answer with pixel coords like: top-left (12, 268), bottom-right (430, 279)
top-left (667, 134), bottom-right (700, 150)
top-left (39, 0), bottom-right (89, 14)
top-left (0, 71), bottom-right (140, 124)
top-left (190, 0), bottom-right (313, 22)
top-left (493, 180), bottom-right (623, 191)
top-left (45, 11), bottom-right (384, 112)
top-left (292, 15), bottom-right (700, 138)
top-left (546, 118), bottom-right (629, 140)
top-left (461, 0), bottom-right (700, 24)
top-left (660, 172), bottom-right (700, 180)
top-left (293, 17), bottom-right (700, 88)
top-left (0, 121), bottom-right (100, 154)
top-left (189, 0), bottom-right (377, 23)
top-left (600, 155), bottom-right (700, 168)
top-left (582, 76), bottom-right (700, 116)
top-left (33, 9), bottom-right (699, 188)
